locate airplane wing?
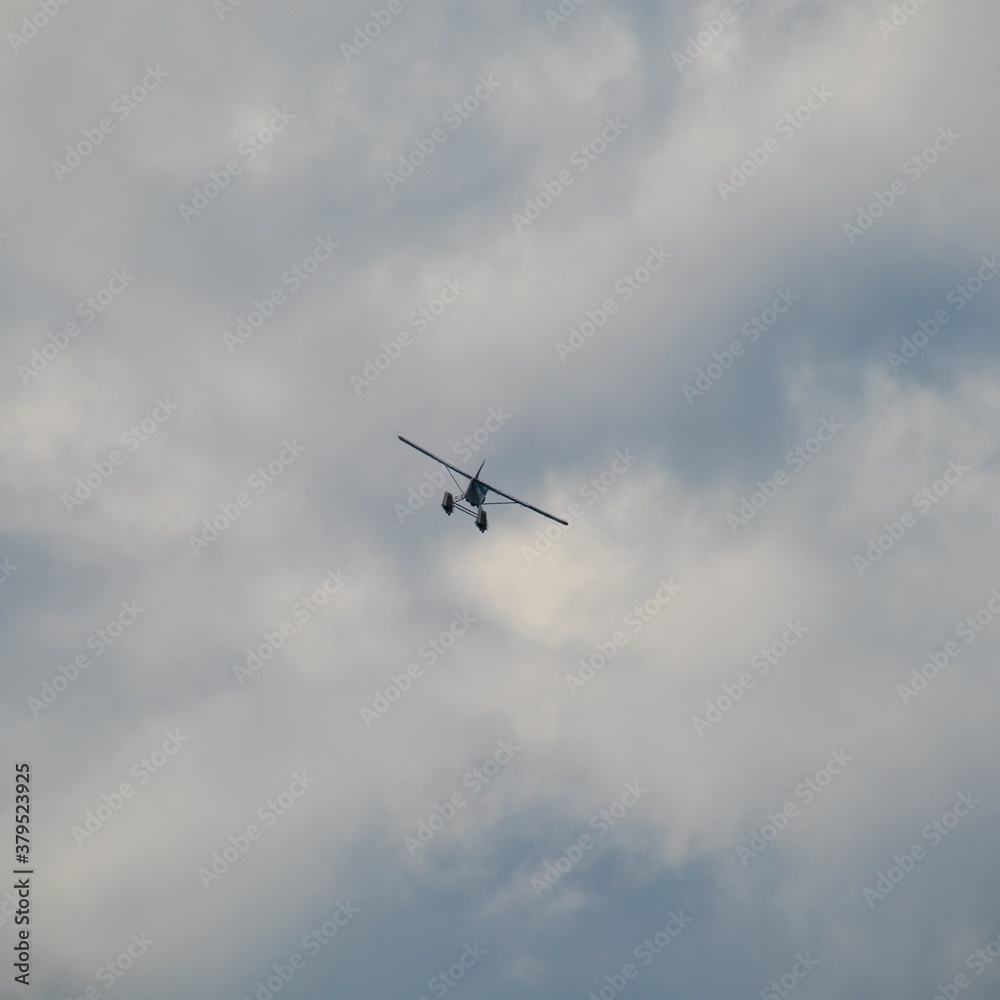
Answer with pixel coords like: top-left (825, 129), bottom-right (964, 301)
top-left (398, 436), bottom-right (477, 482)
top-left (398, 436), bottom-right (569, 526)
top-left (478, 481), bottom-right (569, 525)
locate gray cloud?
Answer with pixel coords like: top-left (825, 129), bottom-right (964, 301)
top-left (2, 1), bottom-right (1000, 998)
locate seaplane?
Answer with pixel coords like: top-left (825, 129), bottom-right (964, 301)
top-left (398, 436), bottom-right (569, 533)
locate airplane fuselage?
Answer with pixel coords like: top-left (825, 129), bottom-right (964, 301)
top-left (464, 480), bottom-right (487, 507)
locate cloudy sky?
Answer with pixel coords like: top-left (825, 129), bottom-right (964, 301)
top-left (3, 0), bottom-right (999, 997)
